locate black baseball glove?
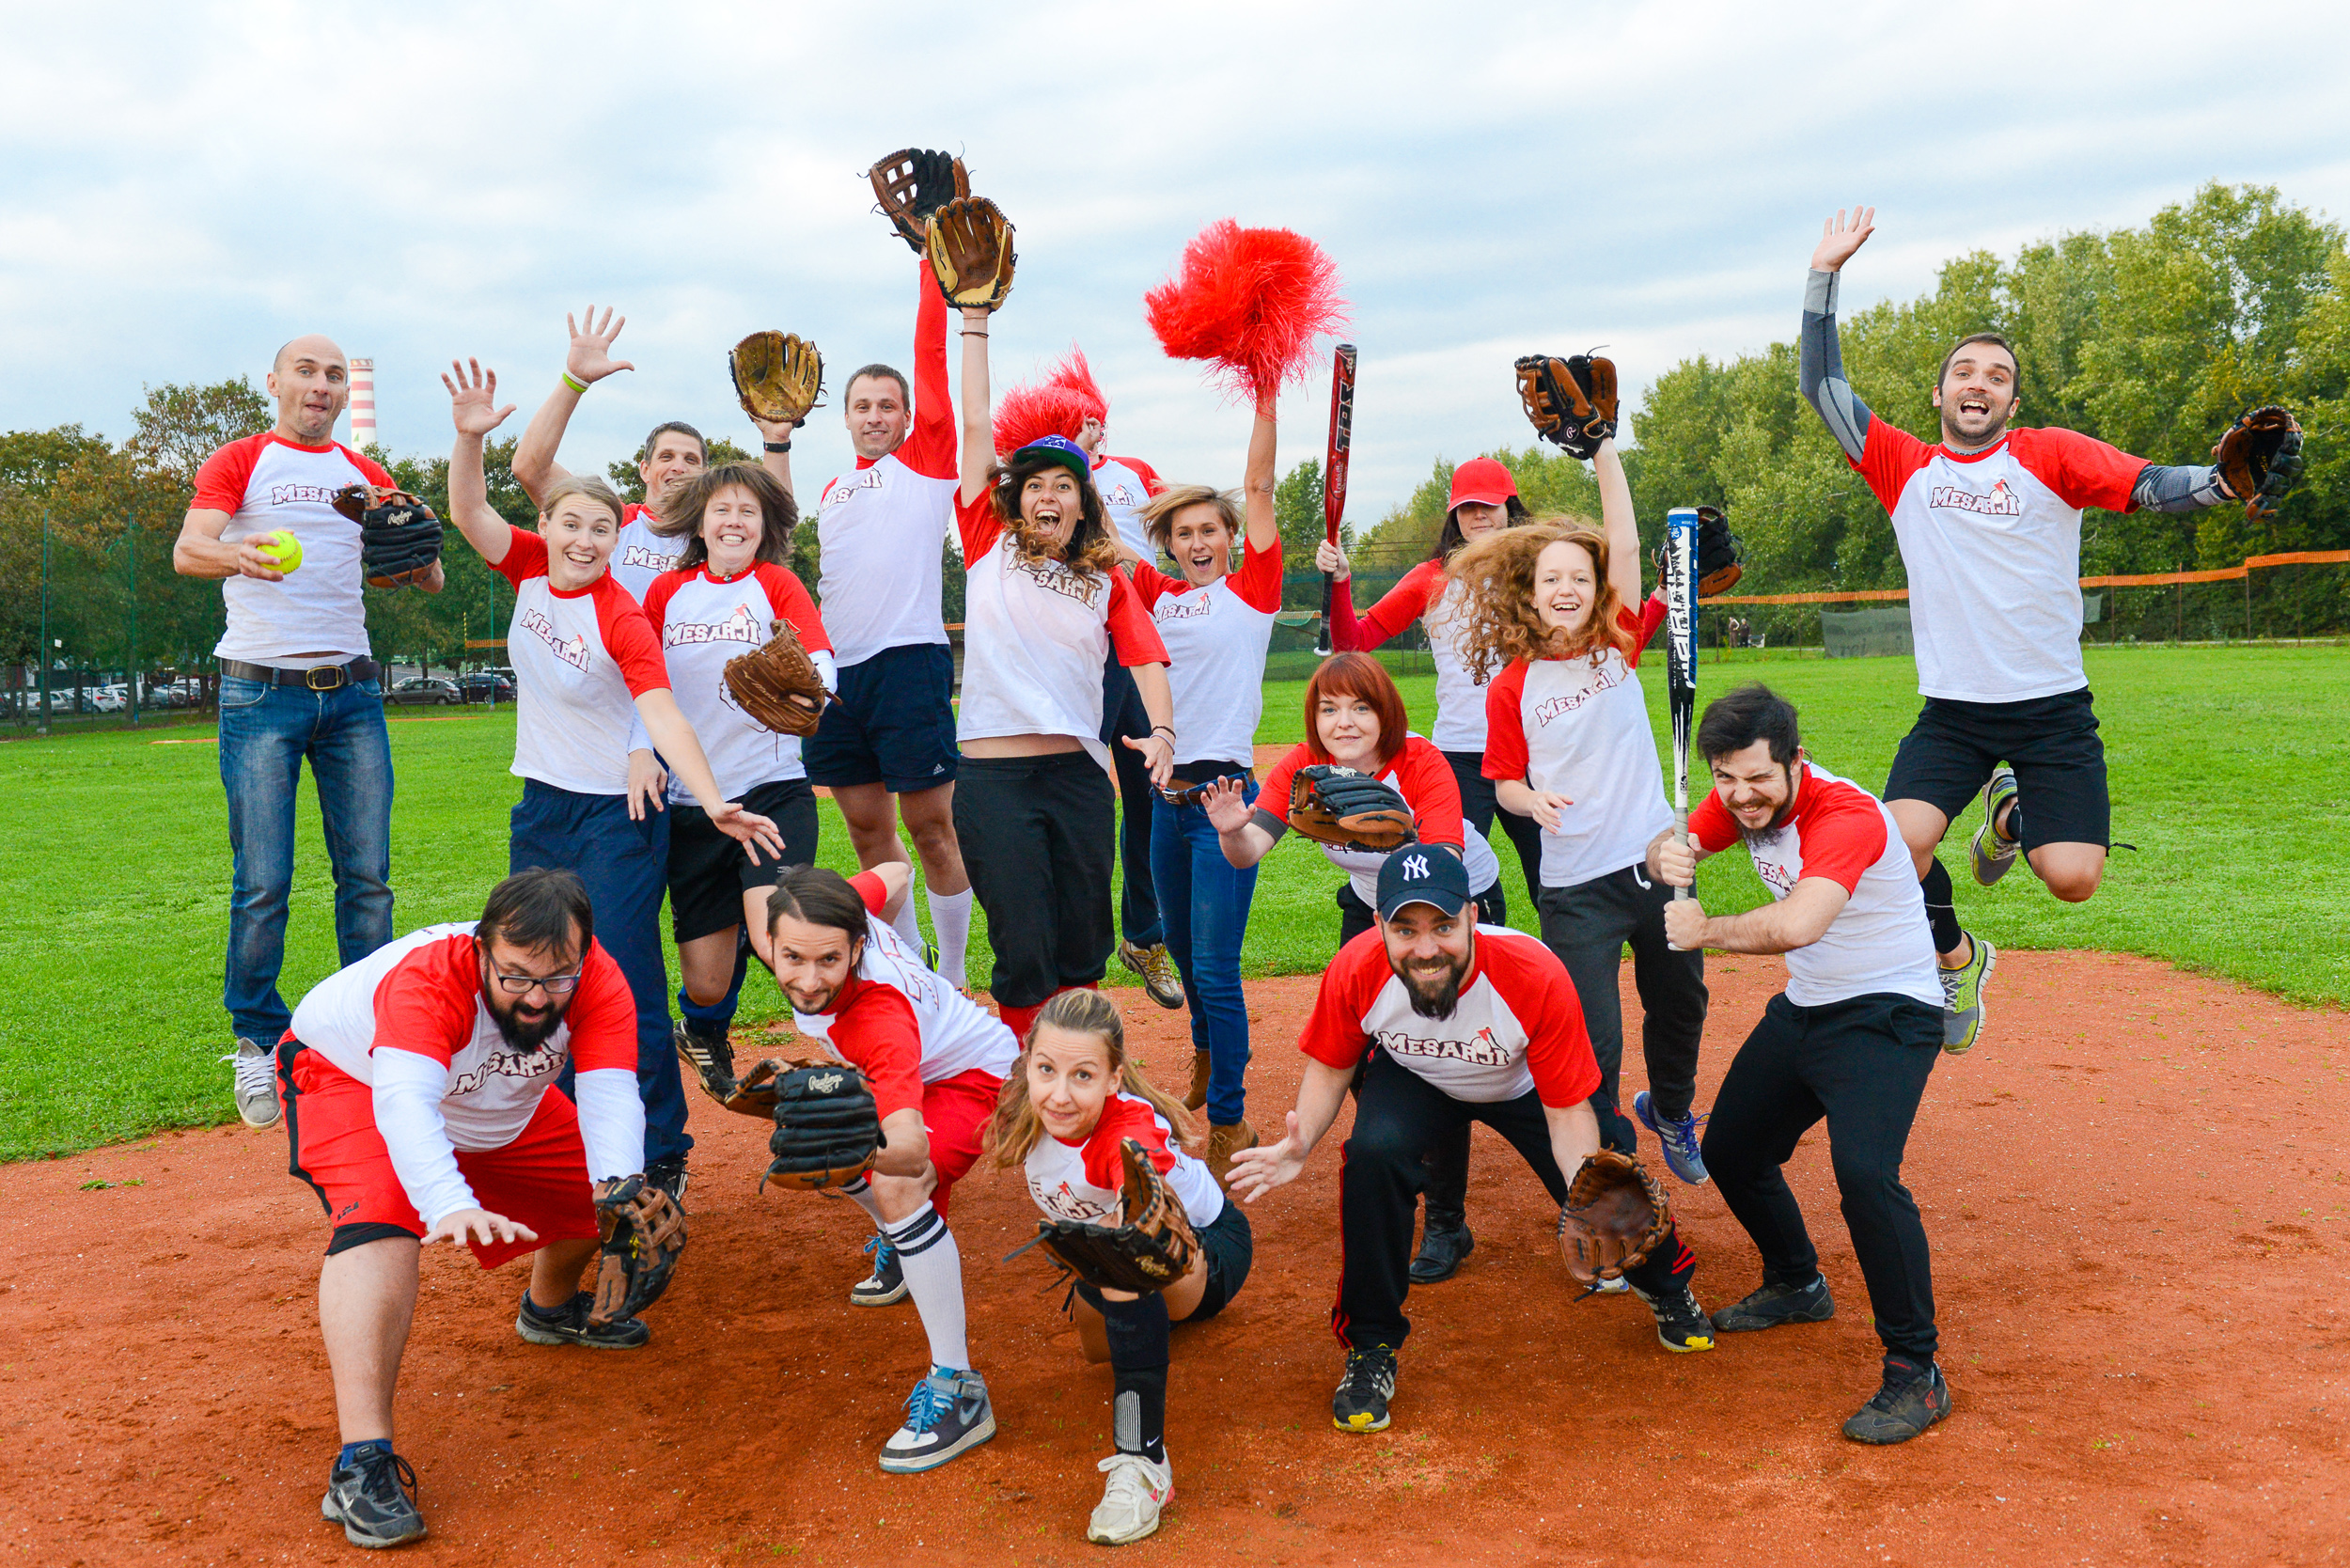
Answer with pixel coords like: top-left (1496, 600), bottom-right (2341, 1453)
top-left (2212, 405), bottom-right (2305, 522)
top-left (1287, 764), bottom-right (1417, 852)
top-left (331, 484), bottom-right (444, 589)
top-left (1513, 353), bottom-right (1619, 461)
top-left (1020, 1138), bottom-right (1201, 1295)
top-left (870, 148), bottom-right (970, 254)
top-left (762, 1062), bottom-right (884, 1191)
top-left (588, 1174), bottom-right (687, 1325)
top-left (1654, 505), bottom-right (1745, 599)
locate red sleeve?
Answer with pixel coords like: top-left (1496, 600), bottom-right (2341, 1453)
top-left (1620, 595), bottom-right (1668, 668)
top-left (1298, 932), bottom-right (1396, 1071)
top-left (1357, 559), bottom-right (1444, 651)
top-left (494, 525), bottom-right (549, 588)
top-left (899, 258), bottom-right (956, 480)
top-left (1480, 661), bottom-right (1531, 781)
top-left (828, 985), bottom-right (927, 1121)
top-left (955, 488), bottom-right (1002, 564)
top-left (1484, 935), bottom-right (1603, 1107)
top-left (849, 870), bottom-right (888, 916)
top-left (1105, 571), bottom-right (1171, 666)
top-left (1389, 736), bottom-right (1465, 849)
top-left (639, 571), bottom-right (683, 639)
top-left (191, 433), bottom-right (263, 513)
top-left (368, 937), bottom-right (480, 1066)
top-left (1116, 457), bottom-right (1167, 498)
top-left (1326, 573), bottom-right (1362, 649)
top-left (1227, 536), bottom-right (1283, 613)
top-left (1688, 784), bottom-right (1739, 854)
top-left (755, 563), bottom-right (831, 653)
top-left (1790, 776), bottom-right (1889, 893)
top-left (2012, 427), bottom-right (2145, 514)
top-left (348, 447), bottom-right (396, 486)
top-left (1126, 558), bottom-right (1181, 612)
top-left (1082, 1097), bottom-right (1177, 1185)
top-left (1851, 413), bottom-right (1932, 514)
top-left (563, 943), bottom-right (645, 1074)
top-left (594, 581), bottom-right (670, 697)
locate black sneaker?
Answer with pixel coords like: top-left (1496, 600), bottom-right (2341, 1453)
top-left (644, 1153), bottom-right (689, 1206)
top-left (1710, 1275), bottom-right (1836, 1333)
top-left (1408, 1220), bottom-right (1474, 1284)
top-left (1332, 1345), bottom-right (1398, 1433)
top-left (514, 1290), bottom-right (650, 1349)
top-left (879, 1368), bottom-right (997, 1472)
top-left (1842, 1357), bottom-right (1951, 1444)
top-left (851, 1231), bottom-right (909, 1307)
top-left (321, 1441), bottom-right (426, 1548)
top-left (1629, 1281), bottom-right (1716, 1353)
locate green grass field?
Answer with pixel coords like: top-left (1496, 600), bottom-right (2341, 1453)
top-left (3, 643), bottom-right (2342, 1161)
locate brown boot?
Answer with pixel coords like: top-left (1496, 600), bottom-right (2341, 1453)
top-left (1206, 1120), bottom-right (1259, 1188)
top-left (1184, 1051), bottom-right (1211, 1111)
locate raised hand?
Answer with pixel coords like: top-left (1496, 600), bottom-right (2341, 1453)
top-left (442, 358), bottom-right (517, 437)
top-left (566, 306), bottom-right (635, 385)
top-left (1314, 539), bottom-right (1351, 581)
top-left (1199, 776), bottom-right (1254, 833)
top-left (1810, 206), bottom-right (1875, 274)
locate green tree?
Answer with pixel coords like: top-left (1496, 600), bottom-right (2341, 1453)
top-left (129, 378), bottom-right (271, 487)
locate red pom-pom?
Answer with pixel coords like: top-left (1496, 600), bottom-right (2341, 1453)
top-left (1045, 346), bottom-right (1108, 423)
top-left (993, 343), bottom-right (1114, 456)
top-left (1145, 221), bottom-right (1348, 404)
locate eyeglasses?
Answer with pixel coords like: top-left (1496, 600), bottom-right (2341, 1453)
top-left (487, 965), bottom-right (582, 996)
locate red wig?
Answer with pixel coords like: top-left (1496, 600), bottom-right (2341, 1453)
top-left (1302, 652), bottom-right (1408, 773)
top-left (993, 345), bottom-right (1114, 457)
top-left (1145, 221), bottom-right (1348, 406)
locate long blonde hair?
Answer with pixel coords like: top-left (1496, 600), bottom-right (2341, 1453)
top-left (987, 989), bottom-right (1202, 1167)
top-left (1448, 518), bottom-right (1636, 681)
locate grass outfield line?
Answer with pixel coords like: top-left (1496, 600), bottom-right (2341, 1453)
top-left (2, 644), bottom-right (2340, 1160)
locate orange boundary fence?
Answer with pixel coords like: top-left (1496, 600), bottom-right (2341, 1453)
top-left (1702, 550), bottom-right (2350, 605)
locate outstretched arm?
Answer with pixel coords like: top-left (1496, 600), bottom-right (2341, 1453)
top-left (1243, 398), bottom-right (1280, 554)
top-left (1801, 208), bottom-right (1876, 463)
top-left (956, 306), bottom-right (994, 508)
top-left (1591, 436), bottom-right (1643, 607)
top-left (512, 306), bottom-right (635, 506)
top-left (443, 360), bottom-right (519, 567)
top-left (1224, 1058), bottom-right (1355, 1202)
top-left (2131, 462), bottom-right (2233, 512)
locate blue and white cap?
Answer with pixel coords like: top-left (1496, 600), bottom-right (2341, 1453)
top-left (1375, 842), bottom-right (1471, 920)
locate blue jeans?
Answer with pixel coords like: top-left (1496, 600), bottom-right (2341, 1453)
top-left (217, 674), bottom-right (395, 1043)
top-left (1151, 777), bottom-right (1259, 1125)
top-left (509, 780), bottom-right (691, 1165)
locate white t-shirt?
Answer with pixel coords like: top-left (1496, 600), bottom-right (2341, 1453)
top-left (1300, 924), bottom-right (1604, 1105)
top-left (1850, 419), bottom-right (2145, 703)
top-left (1255, 734), bottom-right (1501, 905)
top-left (1090, 453), bottom-right (1166, 559)
top-left (193, 432), bottom-right (395, 666)
top-left (1025, 1090), bottom-right (1224, 1231)
top-left (640, 561), bottom-right (833, 800)
top-left (1481, 600), bottom-right (1674, 889)
top-left (1689, 761), bottom-right (1944, 1010)
top-left (1340, 559), bottom-right (1488, 752)
top-left (1127, 538), bottom-right (1282, 770)
top-left (491, 528), bottom-right (670, 795)
top-left (952, 493), bottom-right (1168, 772)
top-left (608, 504), bottom-right (685, 604)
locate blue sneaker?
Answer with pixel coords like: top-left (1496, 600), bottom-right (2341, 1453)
top-left (1634, 1091), bottom-right (1710, 1185)
top-left (851, 1231), bottom-right (907, 1307)
top-left (880, 1367), bottom-right (996, 1472)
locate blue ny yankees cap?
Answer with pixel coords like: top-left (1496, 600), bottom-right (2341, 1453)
top-left (1375, 842), bottom-right (1471, 920)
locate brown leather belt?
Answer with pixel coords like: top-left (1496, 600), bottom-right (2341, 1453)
top-left (1158, 767), bottom-right (1252, 808)
top-left (218, 656), bottom-right (383, 691)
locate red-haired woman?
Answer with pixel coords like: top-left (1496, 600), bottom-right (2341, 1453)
top-left (1450, 434), bottom-right (1710, 1187)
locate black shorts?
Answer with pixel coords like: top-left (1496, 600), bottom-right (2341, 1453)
top-left (666, 778), bottom-right (821, 943)
top-left (1883, 686), bottom-right (2108, 851)
top-left (1188, 1200), bottom-right (1253, 1322)
top-left (804, 643), bottom-right (959, 794)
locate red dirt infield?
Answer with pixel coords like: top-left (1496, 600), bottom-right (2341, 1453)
top-left (6, 950), bottom-right (2346, 1566)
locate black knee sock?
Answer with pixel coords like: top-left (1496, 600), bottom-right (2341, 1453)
top-left (1919, 858), bottom-right (1963, 956)
top-left (1089, 1287), bottom-right (1169, 1463)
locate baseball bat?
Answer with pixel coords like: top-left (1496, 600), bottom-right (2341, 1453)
top-left (1314, 343), bottom-right (1358, 657)
top-left (1664, 507), bottom-right (1700, 905)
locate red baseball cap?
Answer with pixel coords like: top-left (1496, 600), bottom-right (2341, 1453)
top-left (1448, 457), bottom-right (1519, 512)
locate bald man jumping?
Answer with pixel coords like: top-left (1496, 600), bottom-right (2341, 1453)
top-left (175, 334), bottom-right (443, 1131)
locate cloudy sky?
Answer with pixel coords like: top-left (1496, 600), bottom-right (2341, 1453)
top-left (3, 0), bottom-right (2344, 516)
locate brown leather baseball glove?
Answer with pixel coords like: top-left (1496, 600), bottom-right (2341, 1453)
top-left (1513, 353), bottom-right (1619, 461)
top-left (723, 619), bottom-right (828, 737)
top-left (1558, 1150), bottom-right (1672, 1285)
top-left (927, 196), bottom-right (1017, 312)
top-left (1287, 764), bottom-right (1417, 852)
top-left (2212, 404), bottom-right (2306, 522)
top-left (870, 148), bottom-right (969, 254)
top-left (729, 331), bottom-right (824, 427)
top-left (1026, 1138), bottom-right (1201, 1295)
top-left (588, 1175), bottom-right (687, 1325)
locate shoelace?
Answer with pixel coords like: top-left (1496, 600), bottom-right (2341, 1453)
top-left (1098, 1452), bottom-right (1163, 1506)
top-left (863, 1233), bottom-right (897, 1276)
top-left (352, 1448), bottom-right (418, 1509)
top-left (1342, 1349), bottom-right (1395, 1395)
top-left (901, 1375), bottom-right (953, 1434)
top-left (1659, 1109), bottom-right (1708, 1158)
top-left (223, 1048), bottom-right (275, 1092)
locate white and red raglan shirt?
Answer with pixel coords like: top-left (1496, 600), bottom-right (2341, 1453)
top-left (789, 870), bottom-right (1019, 1121)
top-left (1329, 559), bottom-right (1489, 751)
top-left (813, 261), bottom-right (958, 667)
top-left (289, 922), bottom-right (644, 1223)
top-left (1255, 735), bottom-right (1501, 906)
top-left (1687, 760), bottom-right (1943, 1010)
top-left (193, 433), bottom-right (396, 666)
top-left (954, 491), bottom-right (1170, 772)
top-left (639, 562), bottom-right (834, 801)
top-left (491, 528), bottom-right (670, 794)
top-left (1482, 598), bottom-right (1673, 890)
top-left (1091, 453), bottom-right (1167, 559)
top-left (1025, 1091), bottom-right (1225, 1231)
top-left (1127, 537), bottom-right (1282, 770)
top-left (1300, 923), bottom-right (1602, 1105)
top-left (608, 503), bottom-right (685, 604)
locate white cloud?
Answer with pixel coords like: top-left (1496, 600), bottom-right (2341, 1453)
top-left (2, 0), bottom-right (2345, 516)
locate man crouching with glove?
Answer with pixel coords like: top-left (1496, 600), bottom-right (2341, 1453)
top-left (1229, 845), bottom-right (1712, 1437)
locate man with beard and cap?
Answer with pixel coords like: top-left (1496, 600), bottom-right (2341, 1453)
top-left (1229, 846), bottom-right (1713, 1437)
top-left (274, 868), bottom-right (664, 1548)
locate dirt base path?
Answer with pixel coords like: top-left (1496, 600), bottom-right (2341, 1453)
top-left (6, 951), bottom-right (2346, 1566)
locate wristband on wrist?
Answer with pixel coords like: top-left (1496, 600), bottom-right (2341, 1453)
top-left (560, 370), bottom-right (588, 394)
top-left (1152, 725), bottom-right (1176, 739)
top-left (763, 441), bottom-right (791, 453)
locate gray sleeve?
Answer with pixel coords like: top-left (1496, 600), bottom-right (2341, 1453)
top-left (2130, 462), bottom-right (2231, 513)
top-left (1250, 808), bottom-right (1289, 844)
top-left (1799, 269), bottom-right (1873, 463)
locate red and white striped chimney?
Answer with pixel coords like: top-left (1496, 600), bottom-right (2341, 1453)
top-left (349, 357), bottom-right (378, 451)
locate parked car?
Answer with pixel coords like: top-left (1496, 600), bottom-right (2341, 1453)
top-left (387, 676), bottom-right (462, 707)
top-left (89, 687), bottom-right (127, 713)
top-left (458, 670), bottom-right (515, 703)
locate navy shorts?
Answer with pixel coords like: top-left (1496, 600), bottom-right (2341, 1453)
top-left (1883, 686), bottom-right (2108, 851)
top-left (666, 777), bottom-right (821, 944)
top-left (803, 643), bottom-right (959, 794)
top-left (1188, 1199), bottom-right (1254, 1321)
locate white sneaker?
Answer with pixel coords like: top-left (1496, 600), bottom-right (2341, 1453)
top-left (1087, 1451), bottom-right (1171, 1545)
top-left (224, 1037), bottom-right (280, 1128)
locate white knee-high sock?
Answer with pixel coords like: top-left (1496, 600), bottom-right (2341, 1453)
top-left (889, 879), bottom-right (924, 952)
top-left (927, 886), bottom-right (974, 987)
top-left (841, 1176), bottom-right (886, 1229)
top-left (885, 1200), bottom-right (970, 1372)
